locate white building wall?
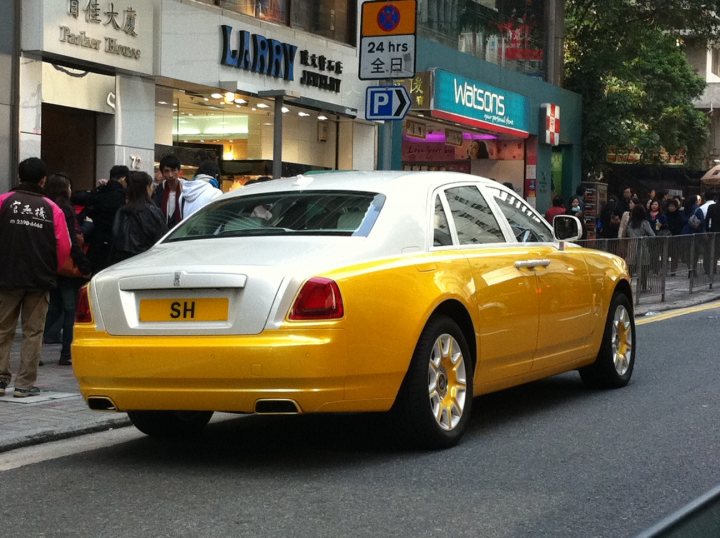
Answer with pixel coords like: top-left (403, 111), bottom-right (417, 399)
top-left (97, 75), bottom-right (156, 177)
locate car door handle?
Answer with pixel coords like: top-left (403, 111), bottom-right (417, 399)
top-left (514, 259), bottom-right (551, 269)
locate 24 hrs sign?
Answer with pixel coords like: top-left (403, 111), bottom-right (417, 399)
top-left (359, 0), bottom-right (416, 80)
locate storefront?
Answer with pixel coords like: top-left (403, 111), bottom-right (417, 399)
top-left (16, 0), bottom-right (155, 191)
top-left (395, 36), bottom-right (582, 212)
top-left (7, 0), bottom-right (375, 192)
top-left (154, 1), bottom-right (376, 187)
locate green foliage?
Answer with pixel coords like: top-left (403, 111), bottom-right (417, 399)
top-left (565, 0), bottom-right (718, 174)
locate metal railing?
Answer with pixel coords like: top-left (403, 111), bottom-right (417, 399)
top-left (578, 233), bottom-right (720, 306)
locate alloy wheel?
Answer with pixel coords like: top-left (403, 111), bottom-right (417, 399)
top-left (611, 304), bottom-right (633, 376)
top-left (427, 333), bottom-right (467, 431)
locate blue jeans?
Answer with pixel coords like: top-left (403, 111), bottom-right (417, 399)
top-left (44, 283), bottom-right (79, 359)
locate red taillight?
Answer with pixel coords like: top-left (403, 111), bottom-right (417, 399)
top-left (289, 277), bottom-right (344, 320)
top-left (75, 285), bottom-right (93, 323)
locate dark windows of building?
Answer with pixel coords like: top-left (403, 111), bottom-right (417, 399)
top-left (417, 0), bottom-right (546, 78)
top-left (200, 0), bottom-right (357, 45)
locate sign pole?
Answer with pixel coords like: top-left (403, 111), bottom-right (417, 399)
top-left (358, 0), bottom-right (417, 171)
top-left (382, 79), bottom-right (393, 170)
top-left (382, 119), bottom-right (393, 171)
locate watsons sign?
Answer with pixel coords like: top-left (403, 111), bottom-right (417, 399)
top-left (431, 69), bottom-right (529, 137)
top-left (220, 25), bottom-right (343, 93)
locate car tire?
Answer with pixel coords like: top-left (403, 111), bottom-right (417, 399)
top-left (579, 292), bottom-right (635, 389)
top-left (393, 315), bottom-right (473, 449)
top-left (128, 410), bottom-right (214, 438)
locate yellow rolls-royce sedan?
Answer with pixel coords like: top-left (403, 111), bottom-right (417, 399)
top-left (72, 171), bottom-right (635, 448)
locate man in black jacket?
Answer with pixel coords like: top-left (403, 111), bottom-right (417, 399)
top-left (83, 165), bottom-right (128, 273)
top-left (0, 158), bottom-right (71, 397)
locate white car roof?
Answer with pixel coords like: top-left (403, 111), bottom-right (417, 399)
top-left (229, 171), bottom-right (510, 198)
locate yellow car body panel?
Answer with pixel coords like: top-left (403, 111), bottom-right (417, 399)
top-left (74, 245), bottom-right (630, 414)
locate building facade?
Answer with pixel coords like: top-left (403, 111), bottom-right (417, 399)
top-left (2, 0), bottom-right (376, 192)
top-left (2, 0), bottom-right (581, 213)
top-left (383, 0), bottom-right (582, 211)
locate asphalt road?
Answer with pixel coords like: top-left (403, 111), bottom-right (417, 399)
top-left (1, 306), bottom-right (719, 538)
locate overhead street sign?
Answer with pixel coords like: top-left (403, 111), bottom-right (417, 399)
top-left (359, 0), bottom-right (417, 80)
top-left (365, 85), bottom-right (411, 120)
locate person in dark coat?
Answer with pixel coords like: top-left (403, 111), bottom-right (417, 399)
top-left (0, 158), bottom-right (71, 397)
top-left (42, 173), bottom-right (92, 365)
top-left (110, 171), bottom-right (168, 264)
top-left (82, 165), bottom-right (128, 273)
top-left (598, 196), bottom-right (621, 239)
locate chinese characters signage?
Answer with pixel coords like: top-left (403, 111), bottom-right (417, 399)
top-left (67, 0), bottom-right (137, 36)
top-left (359, 0), bottom-right (416, 80)
top-left (30, 0), bottom-right (153, 75)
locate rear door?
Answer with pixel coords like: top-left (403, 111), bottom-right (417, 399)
top-left (434, 185), bottom-right (538, 382)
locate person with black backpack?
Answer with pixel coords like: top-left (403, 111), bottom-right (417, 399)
top-left (110, 171), bottom-right (168, 264)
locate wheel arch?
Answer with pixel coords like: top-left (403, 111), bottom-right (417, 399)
top-left (428, 299), bottom-right (477, 371)
top-left (613, 278), bottom-right (633, 309)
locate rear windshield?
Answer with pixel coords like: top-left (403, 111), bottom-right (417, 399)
top-left (164, 190), bottom-right (386, 242)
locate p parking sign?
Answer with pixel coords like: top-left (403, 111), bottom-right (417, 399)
top-left (365, 86), bottom-right (411, 120)
top-left (359, 0), bottom-right (416, 80)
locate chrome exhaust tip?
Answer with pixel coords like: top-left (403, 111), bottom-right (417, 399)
top-left (87, 396), bottom-right (117, 411)
top-left (254, 399), bottom-right (301, 414)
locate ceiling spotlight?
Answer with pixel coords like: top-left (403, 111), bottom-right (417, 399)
top-left (318, 115), bottom-right (328, 121)
top-left (234, 98), bottom-right (247, 104)
top-left (210, 93), bottom-right (222, 99)
top-left (256, 103), bottom-right (270, 109)
top-left (204, 97), bottom-right (209, 101)
top-left (298, 111), bottom-right (310, 117)
top-left (224, 91), bottom-right (236, 103)
top-left (157, 101), bottom-right (168, 105)
top-left (281, 106), bottom-right (290, 113)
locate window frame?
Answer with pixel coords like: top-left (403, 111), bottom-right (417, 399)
top-left (429, 183), bottom-right (507, 250)
top-left (484, 186), bottom-right (555, 244)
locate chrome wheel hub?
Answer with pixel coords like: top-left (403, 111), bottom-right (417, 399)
top-left (611, 304), bottom-right (633, 376)
top-left (428, 333), bottom-right (467, 431)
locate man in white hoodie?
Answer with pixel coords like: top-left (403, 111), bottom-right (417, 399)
top-left (182, 160), bottom-right (223, 218)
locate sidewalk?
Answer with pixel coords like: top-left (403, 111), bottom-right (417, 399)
top-left (1, 279), bottom-right (719, 454)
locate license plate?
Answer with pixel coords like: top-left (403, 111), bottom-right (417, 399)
top-left (139, 298), bottom-right (229, 322)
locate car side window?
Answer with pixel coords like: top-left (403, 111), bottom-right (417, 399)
top-left (433, 196), bottom-right (453, 246)
top-left (444, 186), bottom-right (505, 245)
top-left (488, 188), bottom-right (554, 243)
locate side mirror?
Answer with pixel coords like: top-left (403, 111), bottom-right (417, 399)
top-left (553, 215), bottom-right (583, 242)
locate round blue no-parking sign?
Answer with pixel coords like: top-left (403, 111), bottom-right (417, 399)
top-left (377, 5), bottom-right (401, 32)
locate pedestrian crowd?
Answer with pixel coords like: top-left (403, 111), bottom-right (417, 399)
top-left (546, 185), bottom-right (720, 290)
top-left (545, 185), bottom-right (720, 241)
top-left (0, 154), bottom-right (222, 398)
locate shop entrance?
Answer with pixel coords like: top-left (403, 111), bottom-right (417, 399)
top-left (41, 104), bottom-right (97, 191)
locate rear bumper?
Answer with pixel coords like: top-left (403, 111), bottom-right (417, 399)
top-left (72, 325), bottom-right (393, 413)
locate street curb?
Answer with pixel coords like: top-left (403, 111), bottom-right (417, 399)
top-left (0, 416), bottom-right (131, 454)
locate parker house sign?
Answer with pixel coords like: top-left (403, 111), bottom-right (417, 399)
top-left (59, 0), bottom-right (143, 59)
top-left (30, 0), bottom-right (154, 74)
top-left (220, 25), bottom-right (343, 93)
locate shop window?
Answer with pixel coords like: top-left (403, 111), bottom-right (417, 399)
top-left (418, 0), bottom-right (545, 78)
top-left (291, 0), bottom-right (357, 46)
top-left (215, 0), bottom-right (356, 45)
top-left (219, 0), bottom-right (289, 24)
top-left (712, 48), bottom-right (720, 77)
